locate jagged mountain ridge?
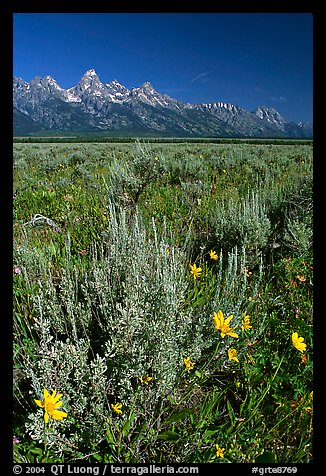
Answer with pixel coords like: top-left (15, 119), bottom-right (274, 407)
top-left (13, 69), bottom-right (313, 137)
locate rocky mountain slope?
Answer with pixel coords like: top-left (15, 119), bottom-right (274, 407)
top-left (13, 69), bottom-right (313, 138)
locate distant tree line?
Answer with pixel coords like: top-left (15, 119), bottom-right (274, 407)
top-left (13, 136), bottom-right (313, 145)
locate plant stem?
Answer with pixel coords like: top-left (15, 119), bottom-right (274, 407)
top-left (43, 420), bottom-right (48, 463)
top-left (236, 353), bottom-right (285, 435)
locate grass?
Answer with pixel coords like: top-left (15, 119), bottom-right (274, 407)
top-left (13, 140), bottom-right (313, 463)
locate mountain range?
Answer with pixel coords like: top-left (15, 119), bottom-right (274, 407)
top-left (13, 69), bottom-right (313, 138)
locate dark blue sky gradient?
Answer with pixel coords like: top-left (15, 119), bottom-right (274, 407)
top-left (13, 13), bottom-right (313, 123)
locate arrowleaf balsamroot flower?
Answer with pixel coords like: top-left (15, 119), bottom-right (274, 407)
top-left (228, 348), bottom-right (239, 362)
top-left (212, 310), bottom-right (239, 338)
top-left (190, 263), bottom-right (202, 280)
top-left (241, 312), bottom-right (252, 331)
top-left (209, 250), bottom-right (218, 261)
top-left (292, 332), bottom-right (307, 353)
top-left (184, 356), bottom-right (196, 370)
top-left (216, 443), bottom-right (225, 458)
top-left (139, 374), bottom-right (152, 385)
top-left (34, 388), bottom-right (67, 424)
top-left (111, 403), bottom-right (123, 414)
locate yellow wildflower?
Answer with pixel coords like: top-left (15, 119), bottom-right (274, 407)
top-left (184, 356), bottom-right (196, 370)
top-left (209, 250), bottom-right (218, 261)
top-left (139, 374), bottom-right (153, 385)
top-left (190, 263), bottom-right (202, 280)
top-left (216, 443), bottom-right (225, 458)
top-left (111, 402), bottom-right (123, 414)
top-left (34, 388), bottom-right (67, 424)
top-left (241, 313), bottom-right (252, 331)
top-left (292, 332), bottom-right (307, 353)
top-left (228, 348), bottom-right (239, 362)
top-left (212, 310), bottom-right (239, 338)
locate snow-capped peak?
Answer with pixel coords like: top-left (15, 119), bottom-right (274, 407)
top-left (80, 69), bottom-right (101, 84)
top-left (84, 68), bottom-right (98, 77)
top-left (107, 79), bottom-right (129, 92)
top-left (141, 81), bottom-right (154, 88)
top-left (76, 69), bottom-right (107, 93)
top-left (110, 79), bottom-right (122, 86)
top-left (44, 75), bottom-right (63, 90)
top-left (13, 76), bottom-right (28, 88)
top-left (254, 106), bottom-right (285, 126)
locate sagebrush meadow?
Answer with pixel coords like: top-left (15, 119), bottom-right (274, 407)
top-left (13, 139), bottom-right (313, 463)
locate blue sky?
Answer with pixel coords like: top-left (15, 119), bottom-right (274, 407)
top-left (13, 13), bottom-right (313, 123)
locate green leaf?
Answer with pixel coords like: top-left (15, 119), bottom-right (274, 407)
top-left (92, 453), bottom-right (103, 462)
top-left (166, 408), bottom-right (194, 424)
top-left (29, 447), bottom-right (43, 456)
top-left (227, 400), bottom-right (236, 425)
top-left (255, 451), bottom-right (277, 463)
top-left (203, 428), bottom-right (220, 439)
top-left (106, 426), bottom-right (116, 445)
top-left (158, 431), bottom-right (182, 442)
top-left (122, 410), bottom-right (137, 437)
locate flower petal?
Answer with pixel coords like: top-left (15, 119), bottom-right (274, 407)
top-left (53, 393), bottom-right (63, 403)
top-left (34, 399), bottom-right (44, 408)
top-left (217, 310), bottom-right (224, 322)
top-left (51, 410), bottom-right (68, 420)
top-left (225, 315), bottom-right (234, 325)
top-left (229, 331), bottom-right (239, 338)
